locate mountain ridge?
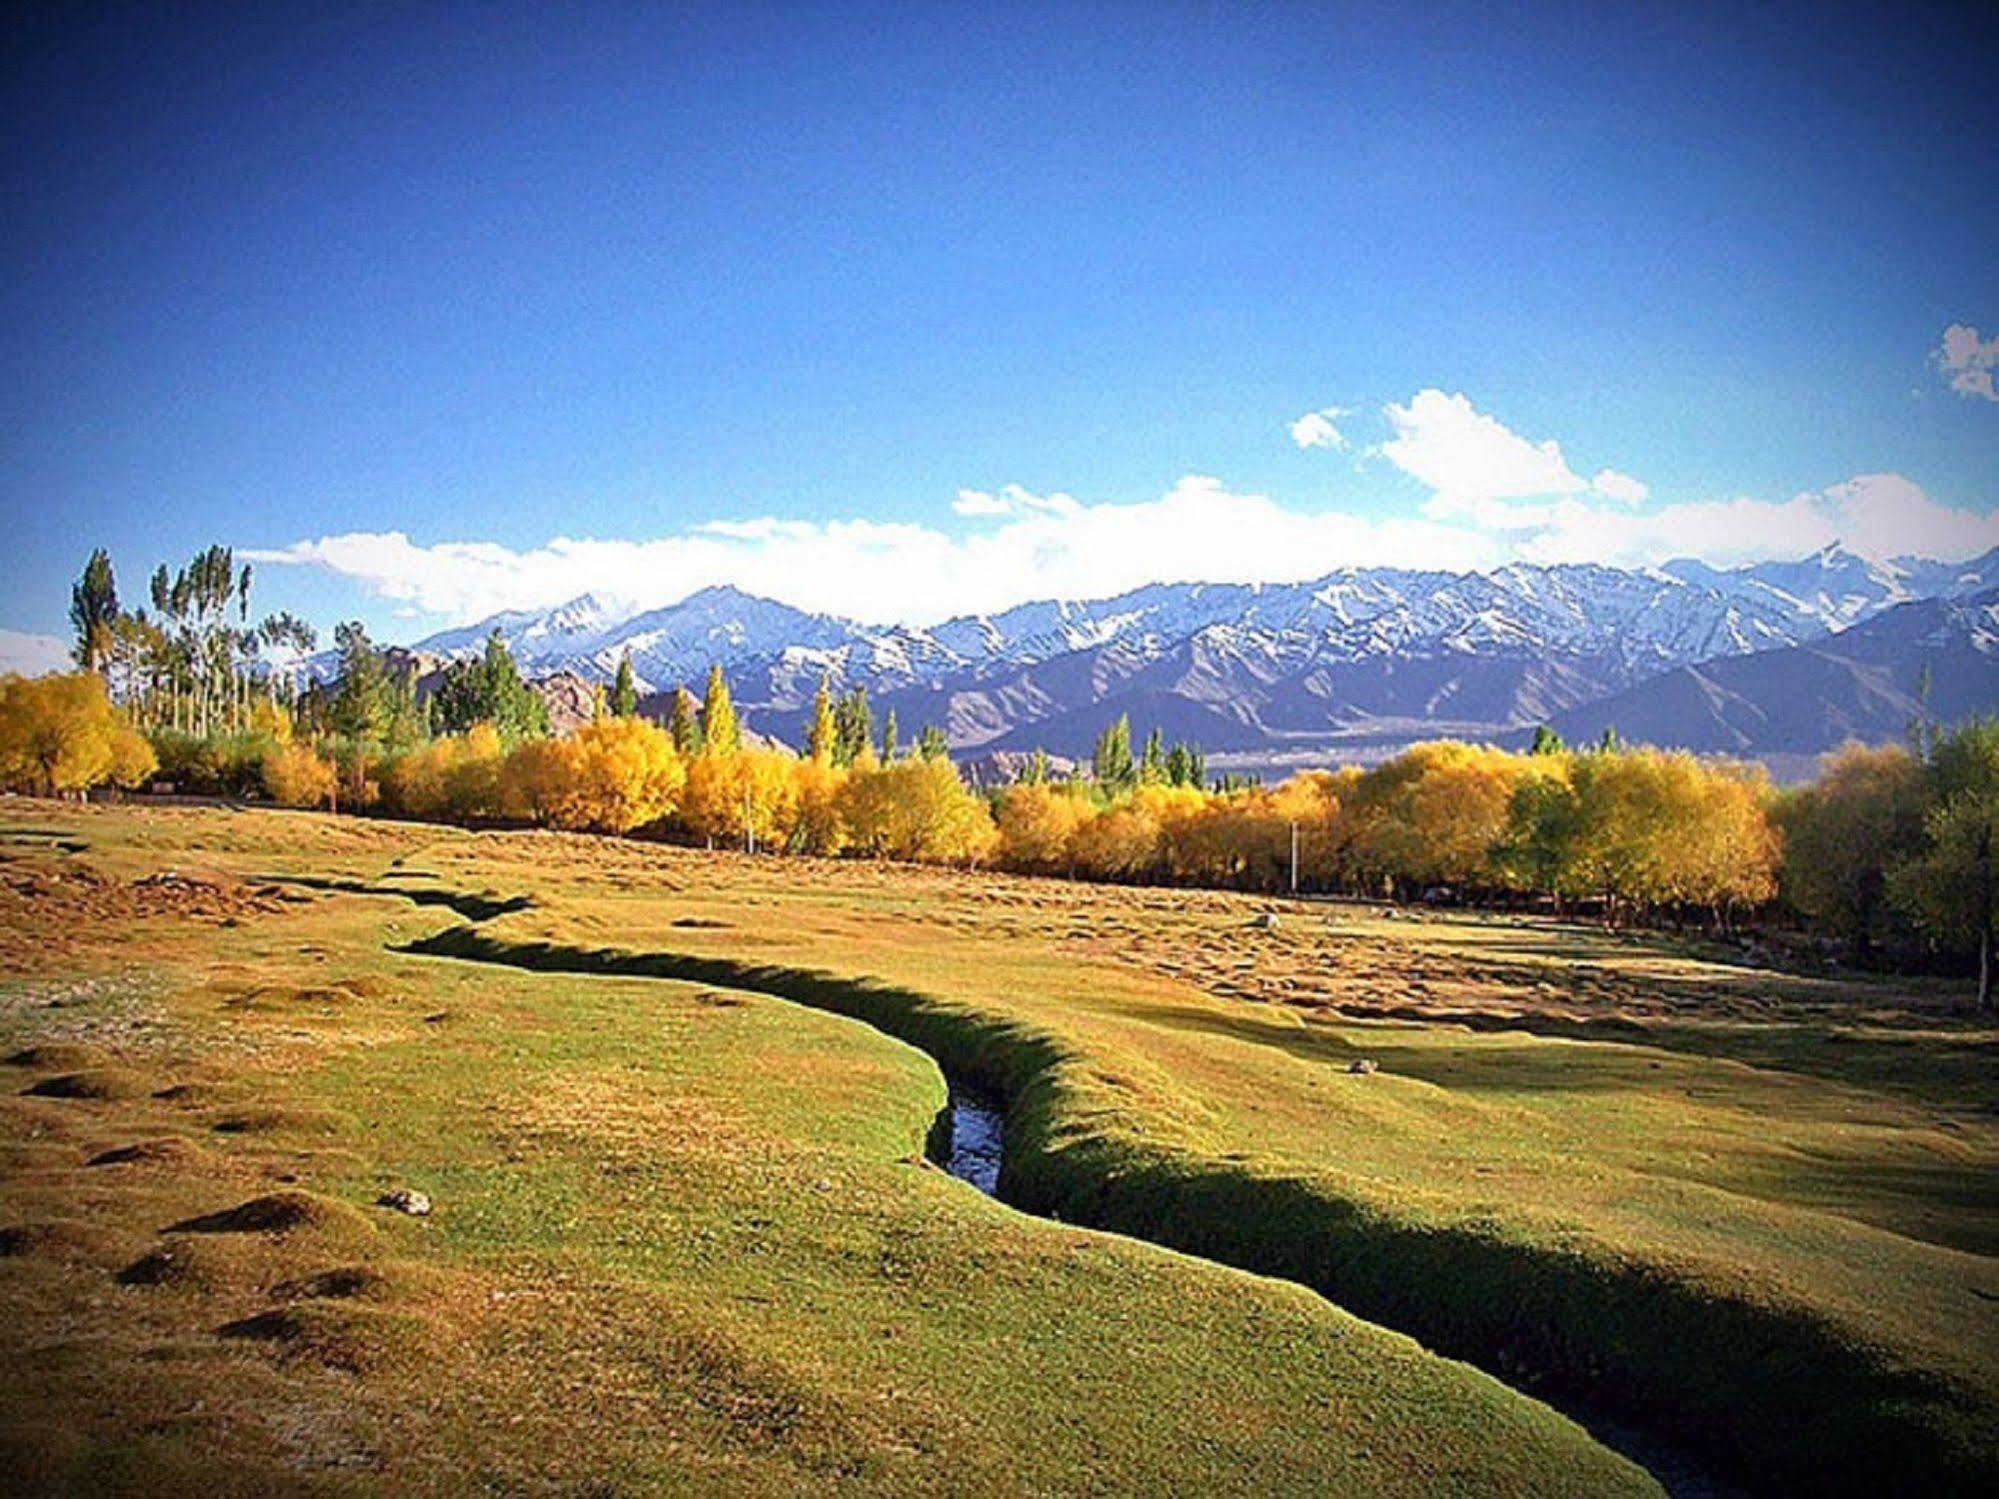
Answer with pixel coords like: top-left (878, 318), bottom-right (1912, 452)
top-left (314, 545), bottom-right (1999, 769)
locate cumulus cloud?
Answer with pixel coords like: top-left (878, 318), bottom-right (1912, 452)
top-left (950, 484), bottom-right (1083, 519)
top-left (1938, 323), bottom-right (1999, 402)
top-left (249, 466), bottom-right (1996, 630)
top-left (0, 630), bottom-right (72, 677)
top-left (1289, 406), bottom-right (1351, 450)
top-left (1383, 389), bottom-right (1591, 512)
top-left (242, 381), bottom-right (1995, 628)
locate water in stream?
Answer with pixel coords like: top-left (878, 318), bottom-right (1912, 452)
top-left (936, 1080), bottom-right (1006, 1195)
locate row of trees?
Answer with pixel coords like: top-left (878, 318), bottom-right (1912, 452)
top-left (71, 546), bottom-right (318, 738)
top-left (24, 550), bottom-right (1999, 1006)
top-left (4, 653), bottom-right (1994, 1004)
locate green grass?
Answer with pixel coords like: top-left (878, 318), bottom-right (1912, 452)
top-left (4, 803), bottom-right (1997, 1492)
top-left (0, 805), bottom-right (1649, 1495)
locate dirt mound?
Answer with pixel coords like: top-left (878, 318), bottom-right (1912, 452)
top-left (4, 1042), bottom-right (106, 1071)
top-left (154, 1080), bottom-right (247, 1107)
top-left (115, 1237), bottom-right (253, 1290)
top-left (273, 1264), bottom-right (397, 1302)
top-left (24, 1067), bottom-right (153, 1101)
top-left (88, 1137), bottom-right (206, 1169)
top-left (166, 1190), bottom-right (373, 1241)
top-left (0, 1216), bottom-right (139, 1264)
top-left (208, 1105), bottom-right (351, 1137)
top-left (221, 983), bottom-right (358, 1011)
top-left (216, 1299), bottom-right (433, 1374)
top-left (0, 859), bottom-right (298, 970)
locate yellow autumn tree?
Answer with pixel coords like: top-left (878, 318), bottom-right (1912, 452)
top-left (788, 756), bottom-right (848, 856)
top-left (994, 781), bottom-right (1092, 871)
top-left (1069, 796), bottom-right (1163, 881)
top-left (262, 740), bottom-right (338, 809)
top-left (543, 717), bottom-right (686, 833)
top-left (1778, 742), bottom-right (1926, 952)
top-left (681, 746), bottom-right (800, 850)
top-left (498, 737), bottom-right (574, 825)
top-left (838, 756), bottom-right (996, 864)
top-left (0, 672), bottom-right (156, 796)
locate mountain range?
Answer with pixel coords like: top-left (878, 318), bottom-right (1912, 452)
top-left (358, 544), bottom-right (1999, 777)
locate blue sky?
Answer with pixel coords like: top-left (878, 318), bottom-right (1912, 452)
top-left (2, 1), bottom-right (1994, 653)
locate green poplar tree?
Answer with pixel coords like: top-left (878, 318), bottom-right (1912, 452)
top-left (69, 550), bottom-right (119, 677)
top-left (610, 652), bottom-right (639, 717)
top-left (668, 686), bottom-right (703, 756)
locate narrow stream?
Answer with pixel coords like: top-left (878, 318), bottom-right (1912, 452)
top-left (924, 1073), bottom-right (1741, 1499)
top-left (368, 898), bottom-right (1745, 1499)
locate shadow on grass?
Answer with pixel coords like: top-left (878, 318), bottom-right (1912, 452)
top-left (263, 873), bottom-right (533, 924)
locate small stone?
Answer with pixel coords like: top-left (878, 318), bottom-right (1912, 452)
top-left (1347, 1059), bottom-right (1379, 1076)
top-left (1250, 912), bottom-right (1280, 930)
top-left (376, 1188), bottom-right (432, 1216)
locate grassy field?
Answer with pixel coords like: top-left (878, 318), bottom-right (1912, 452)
top-left (2, 804), bottom-right (1995, 1494)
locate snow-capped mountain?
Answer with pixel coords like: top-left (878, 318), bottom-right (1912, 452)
top-left (376, 545), bottom-right (1999, 764)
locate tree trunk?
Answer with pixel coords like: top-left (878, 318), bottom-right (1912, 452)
top-left (1981, 920), bottom-right (1993, 1012)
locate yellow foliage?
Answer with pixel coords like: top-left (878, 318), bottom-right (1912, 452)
top-left (788, 756), bottom-right (848, 856)
top-left (995, 782), bottom-right (1092, 870)
top-left (682, 748), bottom-right (802, 849)
top-left (543, 717), bottom-right (686, 833)
top-left (838, 756), bottom-right (996, 864)
top-left (245, 698), bottom-right (293, 744)
top-left (0, 673), bottom-right (156, 795)
top-left (384, 723), bottom-right (508, 820)
top-left (1070, 798), bottom-right (1163, 880)
top-left (498, 738), bottom-right (573, 825)
top-left (262, 740), bottom-right (338, 809)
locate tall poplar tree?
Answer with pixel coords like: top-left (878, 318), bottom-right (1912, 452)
top-left (699, 664), bottom-right (740, 754)
top-left (806, 673), bottom-right (837, 763)
top-left (610, 652), bottom-right (639, 718)
top-left (668, 685), bottom-right (703, 756)
top-left (1092, 714), bottom-right (1136, 795)
top-left (69, 550), bottom-right (120, 677)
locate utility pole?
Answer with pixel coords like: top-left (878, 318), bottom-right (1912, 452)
top-left (1289, 821), bottom-right (1299, 895)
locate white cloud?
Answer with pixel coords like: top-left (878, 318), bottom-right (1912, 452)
top-left (950, 484), bottom-right (1084, 519)
top-left (1591, 468), bottom-right (1649, 505)
top-left (950, 488), bottom-right (1012, 517)
top-left (1289, 407), bottom-right (1351, 450)
top-left (1511, 473), bottom-right (1999, 569)
top-left (247, 464), bottom-right (1998, 630)
top-left (1383, 389), bottom-right (1591, 512)
top-left (247, 477), bottom-right (1502, 627)
top-left (1938, 322), bottom-right (1999, 402)
top-left (0, 630), bottom-right (73, 678)
top-left (241, 380), bottom-right (1996, 629)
